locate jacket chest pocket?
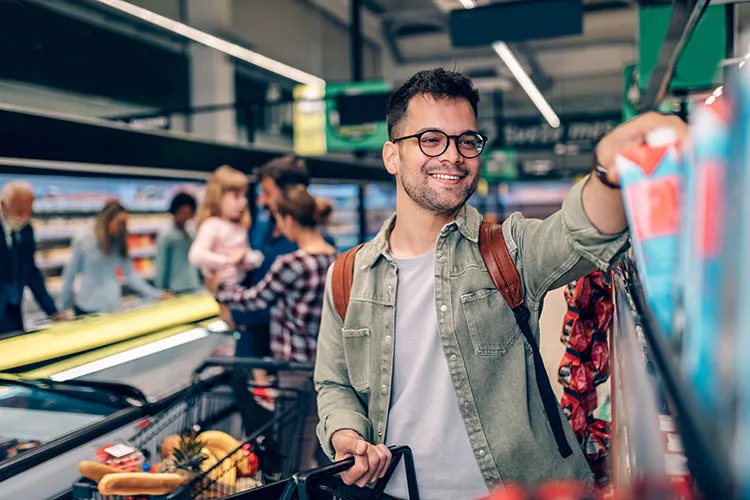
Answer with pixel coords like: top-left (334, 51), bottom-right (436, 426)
top-left (461, 288), bottom-right (521, 356)
top-left (342, 328), bottom-right (371, 392)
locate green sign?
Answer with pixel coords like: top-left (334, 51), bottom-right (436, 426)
top-left (326, 81), bottom-right (389, 152)
top-left (638, 4), bottom-right (725, 93)
top-left (623, 63), bottom-right (683, 121)
top-left (482, 149), bottom-right (518, 182)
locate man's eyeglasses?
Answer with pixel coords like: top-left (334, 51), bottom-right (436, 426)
top-left (392, 130), bottom-right (488, 159)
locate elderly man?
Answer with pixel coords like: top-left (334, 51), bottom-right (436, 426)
top-left (0, 181), bottom-right (62, 334)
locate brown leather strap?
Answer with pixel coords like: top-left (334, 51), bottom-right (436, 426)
top-left (332, 244), bottom-right (364, 321)
top-left (478, 221), bottom-right (524, 308)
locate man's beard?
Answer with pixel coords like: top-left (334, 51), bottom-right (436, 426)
top-left (399, 166), bottom-right (478, 214)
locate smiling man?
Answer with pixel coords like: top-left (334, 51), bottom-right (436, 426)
top-left (314, 68), bottom-right (685, 498)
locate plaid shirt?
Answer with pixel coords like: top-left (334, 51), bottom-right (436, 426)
top-left (216, 250), bottom-right (337, 363)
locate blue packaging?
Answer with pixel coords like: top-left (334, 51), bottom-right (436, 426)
top-left (615, 128), bottom-right (682, 338)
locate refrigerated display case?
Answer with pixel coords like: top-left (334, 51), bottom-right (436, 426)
top-left (0, 174), bottom-right (206, 330)
top-left (308, 184), bottom-right (360, 251)
top-left (364, 182), bottom-right (396, 241)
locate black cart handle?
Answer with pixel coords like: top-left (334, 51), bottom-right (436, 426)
top-left (282, 445), bottom-right (420, 500)
top-left (193, 356), bottom-right (315, 379)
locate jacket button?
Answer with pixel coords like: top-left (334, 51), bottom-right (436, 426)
top-left (464, 401), bottom-right (471, 409)
top-left (478, 449), bottom-right (486, 458)
top-left (381, 385), bottom-right (388, 394)
top-left (439, 255), bottom-right (446, 263)
top-left (450, 354), bottom-right (458, 362)
top-left (385, 335), bottom-right (392, 342)
top-left (440, 305), bottom-right (448, 313)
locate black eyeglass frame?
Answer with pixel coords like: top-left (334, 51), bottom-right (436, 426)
top-left (391, 129), bottom-right (489, 159)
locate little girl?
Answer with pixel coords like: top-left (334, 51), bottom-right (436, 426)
top-left (189, 165), bottom-right (263, 325)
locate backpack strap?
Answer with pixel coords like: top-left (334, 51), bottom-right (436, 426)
top-left (331, 244), bottom-right (364, 322)
top-left (478, 221), bottom-right (573, 459)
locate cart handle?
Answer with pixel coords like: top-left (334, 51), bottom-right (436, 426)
top-left (193, 356), bottom-right (315, 379)
top-left (282, 445), bottom-right (420, 500)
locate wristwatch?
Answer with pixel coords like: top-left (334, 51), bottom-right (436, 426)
top-left (592, 154), bottom-right (621, 190)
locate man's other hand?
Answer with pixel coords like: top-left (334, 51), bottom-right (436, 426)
top-left (595, 111), bottom-right (689, 185)
top-left (331, 429), bottom-right (392, 488)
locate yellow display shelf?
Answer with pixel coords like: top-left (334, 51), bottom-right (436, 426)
top-left (0, 294), bottom-right (219, 372)
top-left (19, 324), bottom-right (201, 380)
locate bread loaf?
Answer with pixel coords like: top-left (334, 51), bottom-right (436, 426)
top-left (97, 472), bottom-right (186, 495)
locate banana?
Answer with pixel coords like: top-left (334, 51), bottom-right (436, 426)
top-left (199, 430), bottom-right (249, 476)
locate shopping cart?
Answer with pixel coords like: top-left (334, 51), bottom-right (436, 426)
top-left (227, 445), bottom-right (420, 500)
top-left (71, 357), bottom-right (315, 500)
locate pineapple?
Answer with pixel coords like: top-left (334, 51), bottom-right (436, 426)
top-left (161, 432), bottom-right (209, 479)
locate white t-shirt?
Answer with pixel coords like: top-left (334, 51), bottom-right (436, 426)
top-left (385, 249), bottom-right (490, 500)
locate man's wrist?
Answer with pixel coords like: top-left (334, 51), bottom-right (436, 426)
top-left (592, 153), bottom-right (620, 190)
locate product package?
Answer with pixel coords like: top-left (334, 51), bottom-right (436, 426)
top-left (615, 129), bottom-right (683, 337)
top-left (678, 99), bottom-right (731, 413)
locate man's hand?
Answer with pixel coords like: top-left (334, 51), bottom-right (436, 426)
top-left (595, 111), bottom-right (689, 186)
top-left (584, 112), bottom-right (689, 235)
top-left (331, 430), bottom-right (392, 488)
top-left (159, 291), bottom-right (174, 300)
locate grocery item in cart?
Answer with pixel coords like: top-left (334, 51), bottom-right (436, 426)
top-left (94, 442), bottom-right (146, 472)
top-left (615, 127), bottom-right (683, 337)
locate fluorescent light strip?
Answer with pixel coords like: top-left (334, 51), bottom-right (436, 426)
top-left (458, 0), bottom-right (476, 8)
top-left (492, 42), bottom-right (560, 128)
top-left (94, 0), bottom-right (325, 88)
top-left (49, 328), bottom-right (209, 382)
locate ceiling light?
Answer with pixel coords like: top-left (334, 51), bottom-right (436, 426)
top-left (458, 0), bottom-right (476, 8)
top-left (94, 0), bottom-right (325, 87)
top-left (492, 41), bottom-right (561, 128)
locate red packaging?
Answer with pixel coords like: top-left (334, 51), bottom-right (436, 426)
top-left (560, 311), bottom-right (579, 346)
top-left (589, 335), bottom-right (610, 386)
top-left (583, 419), bottom-right (611, 462)
top-left (558, 349), bottom-right (593, 393)
top-left (593, 298), bottom-right (614, 332)
top-left (589, 271), bottom-right (612, 292)
top-left (560, 389), bottom-right (588, 436)
top-left (572, 278), bottom-right (594, 311)
top-left (580, 389), bottom-right (598, 415)
top-left (562, 313), bottom-right (594, 352)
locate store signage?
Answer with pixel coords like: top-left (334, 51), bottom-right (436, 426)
top-left (293, 84), bottom-right (327, 157)
top-left (325, 81), bottom-right (390, 152)
top-left (499, 114), bottom-right (621, 153)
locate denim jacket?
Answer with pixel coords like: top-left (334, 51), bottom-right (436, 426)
top-left (314, 177), bottom-right (629, 487)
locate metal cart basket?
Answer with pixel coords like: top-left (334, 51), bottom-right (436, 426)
top-left (226, 445), bottom-right (420, 500)
top-left (72, 357), bottom-right (315, 500)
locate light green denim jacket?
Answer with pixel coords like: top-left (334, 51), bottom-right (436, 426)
top-left (314, 178), bottom-right (628, 488)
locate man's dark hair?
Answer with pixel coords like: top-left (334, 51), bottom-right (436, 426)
top-left (254, 155), bottom-right (310, 188)
top-left (169, 192), bottom-right (197, 215)
top-left (386, 68), bottom-right (479, 139)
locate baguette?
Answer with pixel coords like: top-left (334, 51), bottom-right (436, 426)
top-left (78, 461), bottom-right (124, 482)
top-left (97, 472), bottom-right (187, 496)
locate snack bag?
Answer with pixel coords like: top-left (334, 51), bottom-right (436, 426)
top-left (615, 127), bottom-right (683, 337)
top-left (558, 349), bottom-right (593, 393)
top-left (589, 334), bottom-right (610, 386)
top-left (560, 389), bottom-right (588, 437)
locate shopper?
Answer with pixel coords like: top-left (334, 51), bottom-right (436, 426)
top-left (0, 181), bottom-right (63, 334)
top-left (314, 68), bottom-right (688, 497)
top-left (188, 165), bottom-right (262, 328)
top-left (210, 185), bottom-right (337, 469)
top-left (154, 192), bottom-right (201, 294)
top-left (60, 200), bottom-right (171, 315)
top-left (315, 197), bottom-right (336, 249)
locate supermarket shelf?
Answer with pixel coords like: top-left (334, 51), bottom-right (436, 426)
top-left (129, 247), bottom-right (157, 258)
top-left (35, 226), bottom-right (164, 242)
top-left (614, 261), bottom-right (734, 498)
